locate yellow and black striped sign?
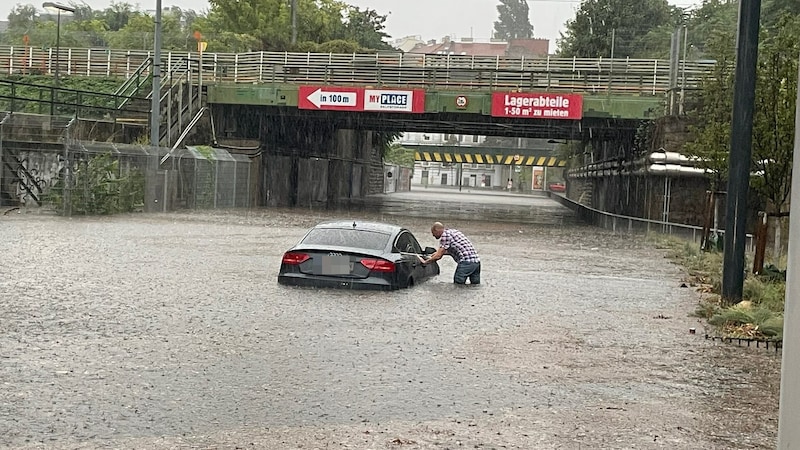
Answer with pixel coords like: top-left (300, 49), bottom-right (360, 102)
top-left (414, 152), bottom-right (566, 167)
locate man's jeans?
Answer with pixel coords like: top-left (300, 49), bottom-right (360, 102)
top-left (454, 261), bottom-right (481, 285)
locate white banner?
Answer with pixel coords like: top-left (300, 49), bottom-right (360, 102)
top-left (364, 89), bottom-right (415, 112)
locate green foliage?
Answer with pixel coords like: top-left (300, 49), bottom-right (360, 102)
top-left (683, 26), bottom-right (736, 191)
top-left (204, 0), bottom-right (390, 52)
top-left (384, 144), bottom-right (415, 168)
top-left (342, 6), bottom-right (392, 51)
top-left (750, 15), bottom-right (800, 215)
top-left (683, 0), bottom-right (738, 58)
top-left (692, 299), bottom-right (720, 320)
top-left (708, 306), bottom-right (783, 338)
top-left (47, 153), bottom-right (144, 215)
top-left (1, 0), bottom-right (391, 52)
top-left (557, 0), bottom-right (681, 58)
top-left (743, 276), bottom-right (786, 313)
top-left (686, 12), bottom-right (800, 213)
top-left (0, 75), bottom-right (127, 114)
top-left (652, 234), bottom-right (785, 340)
top-left (494, 0), bottom-right (533, 40)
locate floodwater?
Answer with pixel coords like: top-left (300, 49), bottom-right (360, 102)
top-left (0, 188), bottom-right (780, 449)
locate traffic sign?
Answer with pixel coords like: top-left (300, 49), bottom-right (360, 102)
top-left (298, 86), bottom-right (361, 111)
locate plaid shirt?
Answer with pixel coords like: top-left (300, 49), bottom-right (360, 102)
top-left (439, 228), bottom-right (480, 263)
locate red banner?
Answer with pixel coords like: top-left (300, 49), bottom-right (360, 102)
top-left (491, 92), bottom-right (583, 120)
top-left (298, 86), bottom-right (425, 113)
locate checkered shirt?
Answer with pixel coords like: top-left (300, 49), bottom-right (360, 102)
top-left (439, 228), bottom-right (480, 263)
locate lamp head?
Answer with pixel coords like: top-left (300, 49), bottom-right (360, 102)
top-left (42, 2), bottom-right (76, 13)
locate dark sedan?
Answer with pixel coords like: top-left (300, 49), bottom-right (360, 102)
top-left (278, 221), bottom-right (440, 290)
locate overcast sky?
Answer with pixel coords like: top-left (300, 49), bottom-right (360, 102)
top-left (4, 0), bottom-right (703, 49)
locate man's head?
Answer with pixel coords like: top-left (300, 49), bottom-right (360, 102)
top-left (431, 222), bottom-right (445, 239)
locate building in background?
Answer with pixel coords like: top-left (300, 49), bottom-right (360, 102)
top-left (407, 36), bottom-right (549, 57)
top-left (390, 35), bottom-right (426, 53)
top-left (397, 134), bottom-right (563, 192)
top-left (397, 36), bottom-right (553, 190)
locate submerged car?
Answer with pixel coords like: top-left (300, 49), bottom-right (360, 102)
top-left (278, 220), bottom-right (440, 290)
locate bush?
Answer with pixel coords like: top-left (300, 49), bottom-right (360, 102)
top-left (47, 152), bottom-right (144, 215)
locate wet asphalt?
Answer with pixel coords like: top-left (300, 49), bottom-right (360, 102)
top-left (0, 188), bottom-right (780, 449)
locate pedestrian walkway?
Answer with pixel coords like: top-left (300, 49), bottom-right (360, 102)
top-left (409, 185), bottom-right (550, 198)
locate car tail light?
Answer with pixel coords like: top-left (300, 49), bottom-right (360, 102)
top-left (360, 258), bottom-right (396, 272)
top-left (282, 252), bottom-right (310, 265)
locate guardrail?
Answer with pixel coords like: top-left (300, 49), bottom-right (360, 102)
top-left (0, 78), bottom-right (150, 118)
top-left (550, 192), bottom-right (754, 251)
top-left (0, 46), bottom-right (716, 95)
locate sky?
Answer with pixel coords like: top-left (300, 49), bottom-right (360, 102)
top-left (4, 0), bottom-right (703, 50)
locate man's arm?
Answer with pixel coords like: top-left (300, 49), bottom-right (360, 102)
top-left (421, 247), bottom-right (446, 265)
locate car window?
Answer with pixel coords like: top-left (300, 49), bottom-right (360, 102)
top-left (394, 231), bottom-right (422, 253)
top-left (302, 228), bottom-right (390, 251)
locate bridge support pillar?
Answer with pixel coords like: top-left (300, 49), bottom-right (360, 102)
top-left (255, 112), bottom-right (382, 208)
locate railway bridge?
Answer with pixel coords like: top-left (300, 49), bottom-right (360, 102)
top-left (0, 46), bottom-right (713, 210)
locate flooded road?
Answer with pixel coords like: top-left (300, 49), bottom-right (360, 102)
top-left (0, 189), bottom-right (780, 449)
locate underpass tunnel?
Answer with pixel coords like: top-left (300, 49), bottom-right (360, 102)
top-left (210, 103), bottom-right (642, 209)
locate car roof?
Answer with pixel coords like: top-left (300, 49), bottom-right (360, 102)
top-left (313, 220), bottom-right (404, 234)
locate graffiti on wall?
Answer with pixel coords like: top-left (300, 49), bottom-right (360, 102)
top-left (11, 151), bottom-right (65, 206)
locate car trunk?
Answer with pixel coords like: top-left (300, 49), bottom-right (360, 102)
top-left (298, 250), bottom-right (387, 279)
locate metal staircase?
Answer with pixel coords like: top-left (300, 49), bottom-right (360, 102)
top-left (113, 56), bottom-right (204, 148)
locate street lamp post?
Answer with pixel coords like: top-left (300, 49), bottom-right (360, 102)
top-left (42, 2), bottom-right (75, 117)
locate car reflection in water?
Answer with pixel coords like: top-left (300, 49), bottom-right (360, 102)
top-left (278, 220), bottom-right (440, 290)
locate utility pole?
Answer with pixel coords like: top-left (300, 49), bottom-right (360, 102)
top-left (291, 0), bottom-right (297, 45)
top-left (722, 0), bottom-right (761, 302)
top-left (147, 0), bottom-right (162, 212)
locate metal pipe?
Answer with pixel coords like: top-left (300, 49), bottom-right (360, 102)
top-left (42, 2), bottom-right (75, 116)
top-left (680, 25), bottom-right (688, 115)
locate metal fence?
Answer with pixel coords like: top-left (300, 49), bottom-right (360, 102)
top-left (175, 146), bottom-right (251, 209)
top-left (0, 112), bottom-right (252, 214)
top-left (0, 45), bottom-right (717, 95)
top-left (550, 192), bottom-right (755, 251)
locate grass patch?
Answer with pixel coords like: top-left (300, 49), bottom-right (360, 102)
top-left (649, 234), bottom-right (784, 340)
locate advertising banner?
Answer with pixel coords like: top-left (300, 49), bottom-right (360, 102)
top-left (299, 87), bottom-right (425, 113)
top-left (491, 92), bottom-right (583, 120)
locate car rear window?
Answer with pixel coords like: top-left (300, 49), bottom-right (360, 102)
top-left (302, 228), bottom-right (390, 251)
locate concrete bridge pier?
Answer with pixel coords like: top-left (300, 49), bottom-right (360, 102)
top-left (261, 125), bottom-right (381, 208)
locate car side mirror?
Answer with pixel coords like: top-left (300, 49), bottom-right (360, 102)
top-left (423, 246), bottom-right (436, 255)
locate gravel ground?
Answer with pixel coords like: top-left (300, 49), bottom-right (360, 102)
top-left (0, 192), bottom-right (781, 449)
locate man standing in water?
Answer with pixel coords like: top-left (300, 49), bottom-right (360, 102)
top-left (421, 222), bottom-right (481, 285)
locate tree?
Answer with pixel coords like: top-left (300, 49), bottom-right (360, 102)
top-left (750, 15), bottom-right (800, 254)
top-left (494, 0), bottom-right (533, 40)
top-left (100, 1), bottom-right (137, 32)
top-left (682, 0), bottom-right (738, 59)
top-left (683, 28), bottom-right (736, 191)
top-left (557, 0), bottom-right (681, 58)
top-left (685, 12), bottom-right (800, 258)
top-left (343, 7), bottom-right (391, 50)
top-left (6, 4), bottom-right (38, 33)
top-left (384, 144), bottom-right (415, 168)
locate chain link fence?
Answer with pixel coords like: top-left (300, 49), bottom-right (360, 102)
top-left (1, 112), bottom-right (253, 214)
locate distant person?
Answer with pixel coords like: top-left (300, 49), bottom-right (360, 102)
top-left (421, 222), bottom-right (481, 285)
